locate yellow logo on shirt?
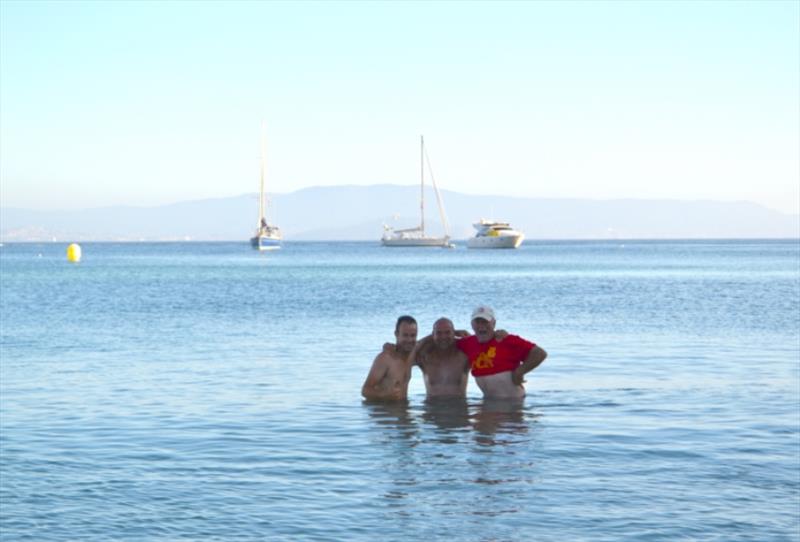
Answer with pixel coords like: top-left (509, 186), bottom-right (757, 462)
top-left (473, 347), bottom-right (496, 370)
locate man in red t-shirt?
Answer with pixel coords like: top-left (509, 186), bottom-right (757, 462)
top-left (456, 306), bottom-right (547, 399)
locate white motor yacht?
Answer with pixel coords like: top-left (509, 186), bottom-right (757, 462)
top-left (466, 219), bottom-right (524, 249)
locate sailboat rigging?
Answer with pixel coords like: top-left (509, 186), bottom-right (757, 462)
top-left (381, 136), bottom-right (453, 248)
top-left (250, 129), bottom-right (282, 250)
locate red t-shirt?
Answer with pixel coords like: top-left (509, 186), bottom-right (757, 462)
top-left (456, 335), bottom-right (535, 377)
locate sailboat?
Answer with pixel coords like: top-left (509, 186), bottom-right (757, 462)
top-left (381, 136), bottom-right (453, 248)
top-left (250, 129), bottom-right (282, 251)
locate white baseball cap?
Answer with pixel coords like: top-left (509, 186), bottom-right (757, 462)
top-left (471, 305), bottom-right (496, 322)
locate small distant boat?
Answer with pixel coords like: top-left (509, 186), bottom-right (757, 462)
top-left (250, 128), bottom-right (282, 251)
top-left (466, 219), bottom-right (524, 249)
top-left (382, 136), bottom-right (453, 248)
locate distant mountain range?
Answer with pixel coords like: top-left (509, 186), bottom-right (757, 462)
top-left (1, 185), bottom-right (798, 241)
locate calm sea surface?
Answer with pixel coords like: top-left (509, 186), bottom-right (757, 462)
top-left (1, 240), bottom-right (798, 541)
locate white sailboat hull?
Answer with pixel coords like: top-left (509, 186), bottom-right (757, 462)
top-left (251, 232), bottom-right (282, 251)
top-left (381, 236), bottom-right (452, 247)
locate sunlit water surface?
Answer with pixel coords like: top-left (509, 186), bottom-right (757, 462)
top-left (1, 240), bottom-right (798, 541)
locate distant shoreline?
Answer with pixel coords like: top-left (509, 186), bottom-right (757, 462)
top-left (3, 186), bottom-right (798, 242)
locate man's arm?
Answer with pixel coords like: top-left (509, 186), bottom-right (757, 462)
top-left (361, 354), bottom-right (390, 399)
top-left (511, 346), bottom-right (547, 385)
top-left (408, 335), bottom-right (433, 368)
top-left (460, 350), bottom-right (470, 374)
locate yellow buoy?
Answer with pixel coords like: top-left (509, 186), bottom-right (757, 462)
top-left (66, 243), bottom-right (82, 263)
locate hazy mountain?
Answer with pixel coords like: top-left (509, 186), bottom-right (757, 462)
top-left (1, 184), bottom-right (798, 241)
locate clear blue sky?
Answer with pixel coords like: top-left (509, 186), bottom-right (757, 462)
top-left (1, 0), bottom-right (798, 213)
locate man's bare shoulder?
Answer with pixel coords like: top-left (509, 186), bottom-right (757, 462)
top-left (377, 344), bottom-right (407, 363)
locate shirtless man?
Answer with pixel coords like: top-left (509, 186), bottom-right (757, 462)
top-left (409, 318), bottom-right (470, 398)
top-left (361, 315), bottom-right (418, 401)
top-left (457, 306), bottom-right (547, 399)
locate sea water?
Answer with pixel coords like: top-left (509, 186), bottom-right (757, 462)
top-left (1, 240), bottom-right (798, 541)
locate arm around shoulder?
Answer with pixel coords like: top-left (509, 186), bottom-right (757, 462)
top-left (408, 335), bottom-right (433, 366)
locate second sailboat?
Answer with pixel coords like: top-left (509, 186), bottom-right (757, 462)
top-left (381, 136), bottom-right (453, 248)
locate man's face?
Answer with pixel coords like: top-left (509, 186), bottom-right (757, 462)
top-left (395, 322), bottom-right (418, 354)
top-left (471, 317), bottom-right (495, 343)
top-left (432, 320), bottom-right (455, 349)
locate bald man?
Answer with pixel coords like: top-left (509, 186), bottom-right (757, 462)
top-left (409, 318), bottom-right (470, 398)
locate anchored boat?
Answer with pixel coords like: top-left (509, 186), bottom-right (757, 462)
top-left (466, 219), bottom-right (524, 249)
top-left (382, 136), bottom-right (453, 248)
top-left (250, 128), bottom-right (282, 251)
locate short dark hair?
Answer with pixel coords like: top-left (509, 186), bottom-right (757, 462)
top-left (395, 315), bottom-right (417, 333)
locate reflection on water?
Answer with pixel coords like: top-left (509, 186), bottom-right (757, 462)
top-left (363, 400), bottom-right (417, 433)
top-left (363, 397), bottom-right (538, 445)
top-left (421, 397), bottom-right (471, 437)
top-left (471, 398), bottom-right (531, 445)
top-left (363, 397), bottom-right (542, 535)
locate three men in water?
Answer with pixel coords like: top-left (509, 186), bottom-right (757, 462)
top-left (362, 307), bottom-right (547, 401)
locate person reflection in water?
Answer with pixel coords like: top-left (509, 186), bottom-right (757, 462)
top-left (422, 397), bottom-right (471, 434)
top-left (408, 318), bottom-right (470, 398)
top-left (361, 315), bottom-right (417, 401)
top-left (457, 306), bottom-right (547, 399)
top-left (472, 398), bottom-right (529, 441)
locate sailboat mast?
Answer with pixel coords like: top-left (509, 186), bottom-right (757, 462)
top-left (259, 128), bottom-right (266, 226)
top-left (420, 135), bottom-right (425, 235)
top-left (425, 144), bottom-right (451, 239)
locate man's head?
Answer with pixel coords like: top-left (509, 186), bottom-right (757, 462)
top-left (432, 317), bottom-right (456, 349)
top-left (470, 305), bottom-right (496, 343)
top-left (394, 315), bottom-right (418, 353)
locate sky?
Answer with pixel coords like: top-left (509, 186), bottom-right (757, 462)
top-left (1, 0), bottom-right (798, 214)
